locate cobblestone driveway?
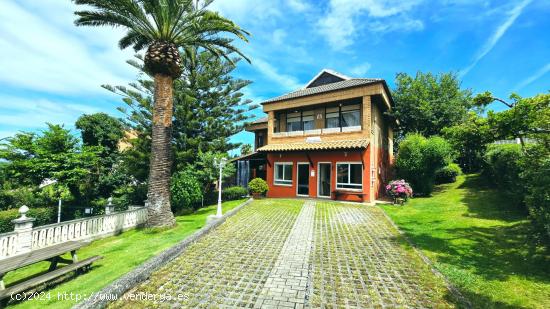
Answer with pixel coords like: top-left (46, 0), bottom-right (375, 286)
top-left (111, 199), bottom-right (452, 308)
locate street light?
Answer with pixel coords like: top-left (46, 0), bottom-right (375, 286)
top-left (216, 157), bottom-right (227, 218)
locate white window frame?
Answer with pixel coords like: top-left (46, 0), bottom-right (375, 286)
top-left (274, 162), bottom-right (293, 186)
top-left (336, 162), bottom-right (363, 191)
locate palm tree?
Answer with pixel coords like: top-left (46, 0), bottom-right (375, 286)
top-left (73, 0), bottom-right (249, 228)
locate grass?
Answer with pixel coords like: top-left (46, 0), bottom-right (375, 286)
top-left (4, 199), bottom-right (247, 309)
top-left (381, 174), bottom-right (550, 309)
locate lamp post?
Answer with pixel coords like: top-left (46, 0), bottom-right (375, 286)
top-left (216, 157), bottom-right (227, 218)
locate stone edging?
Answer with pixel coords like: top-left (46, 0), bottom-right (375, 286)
top-left (73, 198), bottom-right (253, 309)
top-left (377, 206), bottom-right (473, 309)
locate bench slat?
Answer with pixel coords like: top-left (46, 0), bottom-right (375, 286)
top-left (0, 241), bottom-right (86, 274)
top-left (0, 256), bottom-right (102, 300)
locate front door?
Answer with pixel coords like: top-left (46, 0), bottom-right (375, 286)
top-left (297, 163), bottom-right (309, 196)
top-left (318, 163), bottom-right (331, 197)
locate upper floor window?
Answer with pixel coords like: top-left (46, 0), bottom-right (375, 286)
top-left (326, 107), bottom-right (340, 128)
top-left (302, 110), bottom-right (314, 130)
top-left (341, 104), bottom-right (360, 127)
top-left (286, 112), bottom-right (301, 132)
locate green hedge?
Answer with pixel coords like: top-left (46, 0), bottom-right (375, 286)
top-left (435, 163), bottom-right (462, 184)
top-left (520, 144), bottom-right (550, 242)
top-left (395, 134), bottom-right (455, 195)
top-left (0, 207), bottom-right (55, 233)
top-left (483, 144), bottom-right (523, 190)
top-left (222, 186), bottom-right (248, 201)
top-left (171, 169), bottom-right (203, 213)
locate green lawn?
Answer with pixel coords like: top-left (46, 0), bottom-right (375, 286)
top-left (381, 175), bottom-right (550, 309)
top-left (4, 199), bottom-right (247, 308)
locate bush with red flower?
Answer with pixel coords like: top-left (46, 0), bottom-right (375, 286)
top-left (385, 180), bottom-right (413, 204)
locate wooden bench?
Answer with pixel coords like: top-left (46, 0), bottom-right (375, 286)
top-left (0, 241), bottom-right (102, 303)
top-left (332, 190), bottom-right (367, 202)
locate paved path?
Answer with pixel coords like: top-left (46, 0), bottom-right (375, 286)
top-left (254, 200), bottom-right (315, 309)
top-left (111, 199), bottom-right (452, 308)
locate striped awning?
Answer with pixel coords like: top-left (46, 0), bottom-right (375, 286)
top-left (257, 139), bottom-right (369, 152)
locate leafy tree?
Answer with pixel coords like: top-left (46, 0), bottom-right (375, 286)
top-left (390, 72), bottom-right (472, 139)
top-left (240, 143), bottom-right (253, 155)
top-left (194, 151), bottom-right (235, 194)
top-left (442, 112), bottom-right (493, 172)
top-left (0, 124), bottom-right (100, 203)
top-left (474, 92), bottom-right (550, 147)
top-left (74, 0), bottom-right (250, 228)
top-left (75, 113), bottom-right (124, 153)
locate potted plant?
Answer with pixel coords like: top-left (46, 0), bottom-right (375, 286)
top-left (248, 178), bottom-right (268, 199)
top-left (385, 180), bottom-right (413, 205)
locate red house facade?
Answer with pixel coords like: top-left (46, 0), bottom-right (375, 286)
top-left (241, 70), bottom-right (395, 203)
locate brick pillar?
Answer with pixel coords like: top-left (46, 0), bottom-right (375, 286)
top-left (12, 205), bottom-right (35, 254)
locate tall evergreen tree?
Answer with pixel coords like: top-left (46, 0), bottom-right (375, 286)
top-left (105, 50), bottom-right (257, 179)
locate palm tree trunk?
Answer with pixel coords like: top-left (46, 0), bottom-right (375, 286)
top-left (146, 73), bottom-right (176, 228)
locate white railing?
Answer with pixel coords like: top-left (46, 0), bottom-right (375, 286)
top-left (0, 205), bottom-right (147, 259)
top-left (0, 231), bottom-right (18, 258)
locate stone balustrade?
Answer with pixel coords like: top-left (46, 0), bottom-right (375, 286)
top-left (0, 203), bottom-right (147, 260)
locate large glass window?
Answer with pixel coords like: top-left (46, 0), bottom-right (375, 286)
top-left (302, 110), bottom-right (314, 131)
top-left (336, 163), bottom-right (362, 190)
top-left (341, 104), bottom-right (360, 127)
top-left (274, 163), bottom-right (293, 185)
top-left (326, 107), bottom-right (340, 128)
top-left (286, 112), bottom-right (301, 132)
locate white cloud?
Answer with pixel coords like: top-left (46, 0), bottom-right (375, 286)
top-left (286, 0), bottom-right (311, 12)
top-left (318, 0), bottom-right (424, 50)
top-left (0, 0), bottom-right (135, 95)
top-left (350, 63), bottom-right (372, 76)
top-left (514, 63), bottom-right (550, 91)
top-left (460, 0), bottom-right (532, 77)
top-left (272, 29), bottom-right (288, 45)
top-left (209, 0), bottom-right (281, 24)
top-left (253, 59), bottom-right (302, 91)
top-left (0, 95), bottom-right (102, 136)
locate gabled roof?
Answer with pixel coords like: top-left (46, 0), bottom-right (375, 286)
top-left (257, 139), bottom-right (369, 152)
top-left (262, 78), bottom-right (383, 104)
top-left (304, 69), bottom-right (351, 88)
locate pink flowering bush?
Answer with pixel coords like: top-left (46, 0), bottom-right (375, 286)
top-left (385, 180), bottom-right (413, 203)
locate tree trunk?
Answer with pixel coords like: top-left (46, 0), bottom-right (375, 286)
top-left (146, 74), bottom-right (176, 228)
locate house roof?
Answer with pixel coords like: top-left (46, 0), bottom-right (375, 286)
top-left (262, 78), bottom-right (383, 105)
top-left (303, 69), bottom-right (351, 88)
top-left (257, 139), bottom-right (369, 152)
top-left (250, 116), bottom-right (267, 124)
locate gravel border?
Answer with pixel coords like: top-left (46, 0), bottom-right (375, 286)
top-left (377, 205), bottom-right (472, 308)
top-left (73, 198), bottom-right (253, 309)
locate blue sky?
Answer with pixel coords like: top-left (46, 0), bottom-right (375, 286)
top-left (0, 0), bottom-right (549, 152)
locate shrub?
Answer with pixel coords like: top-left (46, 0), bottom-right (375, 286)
top-left (0, 207), bottom-right (55, 233)
top-left (385, 180), bottom-right (413, 203)
top-left (248, 178), bottom-right (268, 195)
top-left (520, 144), bottom-right (550, 243)
top-left (222, 186), bottom-right (248, 201)
top-left (435, 163), bottom-right (462, 184)
top-left (395, 134), bottom-right (454, 195)
top-left (483, 144), bottom-right (524, 206)
top-left (171, 169), bottom-right (203, 213)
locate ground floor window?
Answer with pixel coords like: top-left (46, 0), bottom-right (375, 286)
top-left (336, 163), bottom-right (363, 190)
top-left (274, 162), bottom-right (293, 185)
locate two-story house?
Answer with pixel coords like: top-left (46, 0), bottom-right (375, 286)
top-left (238, 69), bottom-right (395, 203)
